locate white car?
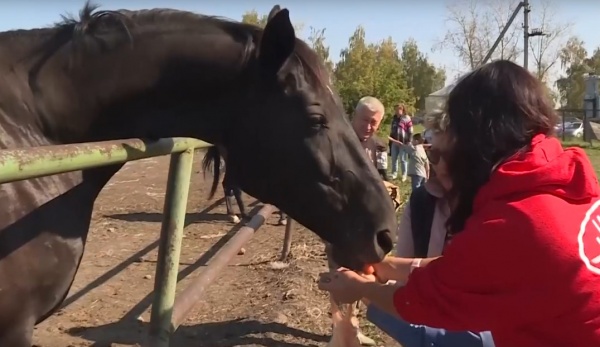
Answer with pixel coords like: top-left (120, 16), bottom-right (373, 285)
top-left (561, 122), bottom-right (584, 138)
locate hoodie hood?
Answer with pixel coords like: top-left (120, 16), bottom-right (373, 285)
top-left (474, 134), bottom-right (600, 210)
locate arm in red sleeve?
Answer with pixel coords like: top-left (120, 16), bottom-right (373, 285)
top-left (392, 205), bottom-right (558, 332)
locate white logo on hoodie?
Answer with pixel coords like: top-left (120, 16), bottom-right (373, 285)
top-left (578, 199), bottom-right (600, 275)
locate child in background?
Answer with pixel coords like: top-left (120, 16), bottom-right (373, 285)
top-left (376, 142), bottom-right (389, 181)
top-left (404, 133), bottom-right (429, 190)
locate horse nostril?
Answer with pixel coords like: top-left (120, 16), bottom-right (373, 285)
top-left (375, 229), bottom-right (394, 255)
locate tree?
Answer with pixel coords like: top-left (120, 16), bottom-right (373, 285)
top-left (528, 0), bottom-right (573, 83)
top-left (241, 9), bottom-right (268, 27)
top-left (307, 27), bottom-right (334, 76)
top-left (333, 26), bottom-right (413, 136)
top-left (333, 26), bottom-right (376, 114)
top-left (435, 0), bottom-right (522, 71)
top-left (241, 9), bottom-right (304, 33)
top-left (401, 39), bottom-right (447, 111)
top-left (556, 37), bottom-right (600, 109)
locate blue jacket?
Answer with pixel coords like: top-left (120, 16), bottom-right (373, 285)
top-left (367, 304), bottom-right (495, 347)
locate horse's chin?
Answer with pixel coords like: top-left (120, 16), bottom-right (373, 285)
top-left (329, 246), bottom-right (364, 272)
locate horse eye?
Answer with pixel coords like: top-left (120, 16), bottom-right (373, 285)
top-left (309, 114), bottom-right (327, 130)
top-left (331, 176), bottom-right (343, 192)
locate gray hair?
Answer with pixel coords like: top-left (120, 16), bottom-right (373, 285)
top-left (424, 109), bottom-right (449, 132)
top-left (355, 96), bottom-right (385, 115)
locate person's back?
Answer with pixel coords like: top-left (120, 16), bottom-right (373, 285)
top-left (454, 136), bottom-right (600, 346)
top-left (393, 135), bottom-right (600, 347)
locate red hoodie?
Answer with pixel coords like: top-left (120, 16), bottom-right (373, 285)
top-left (393, 135), bottom-right (600, 347)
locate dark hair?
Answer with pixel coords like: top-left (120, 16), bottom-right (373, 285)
top-left (412, 133), bottom-right (423, 143)
top-left (444, 60), bottom-right (558, 234)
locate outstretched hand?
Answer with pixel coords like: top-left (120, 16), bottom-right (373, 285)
top-left (317, 268), bottom-right (376, 304)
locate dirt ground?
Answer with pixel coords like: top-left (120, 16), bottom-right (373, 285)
top-left (31, 151), bottom-right (400, 347)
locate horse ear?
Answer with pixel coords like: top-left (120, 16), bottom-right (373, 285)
top-left (258, 8), bottom-right (295, 76)
top-left (267, 5), bottom-right (281, 21)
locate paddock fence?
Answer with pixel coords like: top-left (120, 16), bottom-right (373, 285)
top-left (0, 137), bottom-right (281, 347)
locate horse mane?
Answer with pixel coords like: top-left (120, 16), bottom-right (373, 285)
top-left (23, 1), bottom-right (261, 75)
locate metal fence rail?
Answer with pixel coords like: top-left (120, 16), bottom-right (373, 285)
top-left (0, 137), bottom-right (207, 184)
top-left (0, 137), bottom-right (273, 347)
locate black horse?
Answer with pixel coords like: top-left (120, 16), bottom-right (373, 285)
top-left (0, 2), bottom-right (396, 345)
top-left (202, 146), bottom-right (288, 224)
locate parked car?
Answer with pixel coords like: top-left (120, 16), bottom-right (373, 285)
top-left (555, 122), bottom-right (572, 132)
top-left (558, 122), bottom-right (584, 138)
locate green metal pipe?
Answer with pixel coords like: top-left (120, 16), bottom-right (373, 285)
top-left (0, 137), bottom-right (211, 184)
top-left (170, 204), bottom-right (276, 329)
top-left (148, 148), bottom-right (195, 347)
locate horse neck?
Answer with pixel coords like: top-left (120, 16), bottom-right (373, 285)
top-left (3, 26), bottom-right (253, 200)
top-left (0, 29), bottom-right (52, 63)
top-left (24, 26), bottom-right (255, 146)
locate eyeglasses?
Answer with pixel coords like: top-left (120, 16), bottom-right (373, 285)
top-left (426, 148), bottom-right (446, 165)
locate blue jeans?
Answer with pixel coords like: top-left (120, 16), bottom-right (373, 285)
top-left (366, 304), bottom-right (495, 347)
top-left (391, 143), bottom-right (408, 178)
top-left (410, 175), bottom-right (425, 190)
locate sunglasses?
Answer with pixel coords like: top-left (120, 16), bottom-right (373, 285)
top-left (426, 148), bottom-right (446, 165)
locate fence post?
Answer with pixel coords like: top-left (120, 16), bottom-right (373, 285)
top-left (280, 217), bottom-right (294, 261)
top-left (148, 148), bottom-right (195, 347)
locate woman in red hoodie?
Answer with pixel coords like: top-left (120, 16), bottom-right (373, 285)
top-left (318, 60), bottom-right (600, 347)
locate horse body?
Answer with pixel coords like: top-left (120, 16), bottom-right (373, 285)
top-left (0, 3), bottom-right (396, 345)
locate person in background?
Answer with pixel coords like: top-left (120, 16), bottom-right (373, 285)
top-left (365, 110), bottom-right (494, 347)
top-left (352, 96), bottom-right (385, 167)
top-left (423, 127), bottom-right (434, 145)
top-left (318, 60), bottom-right (600, 347)
top-left (404, 133), bottom-right (429, 190)
top-left (333, 95), bottom-right (386, 346)
top-left (376, 141), bottom-right (389, 181)
top-left (389, 104), bottom-right (413, 181)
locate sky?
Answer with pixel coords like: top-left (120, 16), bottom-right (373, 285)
top-left (1, 0), bottom-right (599, 88)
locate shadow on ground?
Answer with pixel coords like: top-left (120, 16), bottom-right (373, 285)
top-left (107, 211), bottom-right (234, 224)
top-left (67, 318), bottom-right (328, 347)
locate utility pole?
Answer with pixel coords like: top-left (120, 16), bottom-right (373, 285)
top-left (523, 0), bottom-right (530, 70)
top-left (523, 0), bottom-right (546, 73)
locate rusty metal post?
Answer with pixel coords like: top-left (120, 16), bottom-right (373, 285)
top-left (148, 148), bottom-right (195, 347)
top-left (279, 216), bottom-right (293, 261)
top-left (170, 204), bottom-right (276, 329)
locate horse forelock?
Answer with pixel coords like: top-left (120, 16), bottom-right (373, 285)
top-left (292, 41), bottom-right (334, 99)
top-left (291, 41), bottom-right (345, 117)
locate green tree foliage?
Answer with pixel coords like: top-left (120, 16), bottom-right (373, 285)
top-left (307, 27), bottom-right (334, 76)
top-left (556, 37), bottom-right (600, 109)
top-left (401, 39), bottom-right (447, 111)
top-left (333, 27), bottom-right (413, 120)
top-left (241, 9), bottom-right (304, 32)
top-left (239, 10), bottom-right (447, 137)
top-left (241, 9), bottom-right (268, 27)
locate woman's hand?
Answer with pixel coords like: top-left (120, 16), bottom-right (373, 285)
top-left (318, 268), bottom-right (376, 304)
